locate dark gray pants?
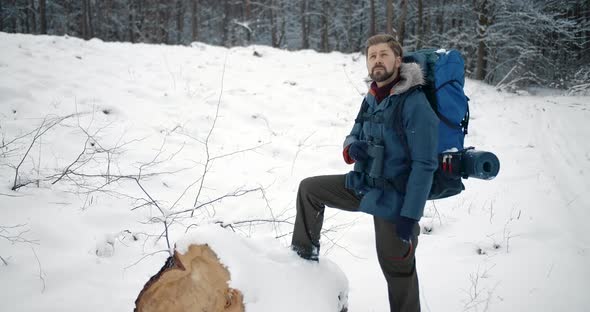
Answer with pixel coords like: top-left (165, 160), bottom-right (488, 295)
top-left (291, 174), bottom-right (420, 312)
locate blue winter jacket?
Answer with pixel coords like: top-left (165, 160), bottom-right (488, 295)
top-left (344, 63), bottom-right (439, 221)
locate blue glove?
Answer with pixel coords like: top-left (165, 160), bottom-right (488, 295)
top-left (396, 216), bottom-right (417, 243)
top-left (348, 141), bottom-right (369, 162)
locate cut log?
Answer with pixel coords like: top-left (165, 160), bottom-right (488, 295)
top-left (134, 244), bottom-right (244, 312)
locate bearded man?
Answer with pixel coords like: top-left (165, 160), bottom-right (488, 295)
top-left (291, 34), bottom-right (438, 312)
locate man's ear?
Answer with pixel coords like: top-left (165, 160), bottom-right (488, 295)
top-left (395, 56), bottom-right (402, 68)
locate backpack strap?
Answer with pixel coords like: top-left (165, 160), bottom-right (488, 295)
top-left (435, 110), bottom-right (463, 131)
top-left (433, 80), bottom-right (470, 134)
top-left (393, 86), bottom-right (421, 168)
top-left (354, 98), bottom-right (370, 124)
top-left (355, 98), bottom-right (386, 124)
top-left (385, 86), bottom-right (421, 194)
top-left (461, 104), bottom-right (470, 135)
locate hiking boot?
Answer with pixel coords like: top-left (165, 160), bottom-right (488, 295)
top-left (291, 244), bottom-right (319, 262)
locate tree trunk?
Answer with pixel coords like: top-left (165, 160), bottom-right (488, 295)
top-left (278, 1), bottom-right (286, 47)
top-left (81, 0), bottom-right (88, 39)
top-left (11, 11), bottom-right (16, 32)
top-left (345, 0), bottom-right (352, 51)
top-left (80, 0), bottom-right (93, 39)
top-left (95, 0), bottom-right (103, 39)
top-left (29, 0), bottom-right (36, 33)
top-left (12, 0), bottom-right (18, 32)
top-left (398, 0), bottom-right (408, 45)
top-left (223, 0), bottom-right (231, 46)
top-left (301, 0), bottom-right (309, 49)
top-left (244, 0), bottom-right (251, 43)
top-left (63, 0), bottom-right (72, 34)
top-left (104, 0), bottom-right (113, 40)
top-left (386, 0), bottom-right (394, 35)
top-left (585, 0), bottom-right (590, 58)
top-left (424, 1), bottom-right (431, 44)
top-left (279, 3), bottom-right (286, 47)
top-left (159, 1), bottom-right (171, 44)
top-left (475, 0), bottom-right (490, 80)
top-left (437, 0), bottom-right (445, 34)
top-left (191, 0), bottom-right (199, 42)
top-left (128, 1), bottom-right (136, 42)
top-left (357, 0), bottom-right (366, 50)
top-left (0, 0), bottom-right (4, 32)
top-left (417, 0), bottom-right (423, 49)
top-left (176, 0), bottom-right (184, 44)
top-left (270, 0), bottom-right (278, 47)
top-left (369, 0), bottom-right (376, 36)
top-left (23, 3), bottom-right (29, 33)
top-left (244, 0), bottom-right (250, 19)
top-left (321, 0), bottom-right (329, 52)
top-left (87, 0), bottom-right (94, 38)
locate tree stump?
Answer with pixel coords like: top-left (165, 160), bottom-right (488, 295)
top-left (135, 244), bottom-right (244, 312)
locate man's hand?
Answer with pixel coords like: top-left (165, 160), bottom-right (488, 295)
top-left (348, 141), bottom-right (369, 162)
top-left (396, 216), bottom-right (417, 243)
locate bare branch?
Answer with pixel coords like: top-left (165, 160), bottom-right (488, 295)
top-left (170, 175), bottom-right (204, 210)
top-left (124, 249), bottom-right (170, 270)
top-left (192, 52), bottom-right (228, 215)
top-left (30, 247), bottom-right (46, 293)
top-left (0, 192), bottom-right (24, 197)
top-left (11, 113), bottom-right (82, 191)
top-left (174, 187), bottom-right (262, 217)
top-left (213, 218), bottom-right (294, 229)
top-left (132, 178), bottom-right (171, 254)
top-left (0, 111), bottom-right (83, 150)
top-left (259, 186), bottom-right (281, 238)
top-left (290, 131), bottom-right (316, 175)
top-left (52, 137), bottom-right (91, 185)
top-left (0, 224), bottom-right (39, 245)
top-left (209, 142), bottom-right (269, 162)
top-left (130, 201), bottom-right (154, 211)
top-left (12, 118), bottom-right (46, 191)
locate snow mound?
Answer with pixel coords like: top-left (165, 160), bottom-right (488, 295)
top-left (175, 225), bottom-right (349, 312)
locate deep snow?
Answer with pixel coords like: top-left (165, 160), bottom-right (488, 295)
top-left (1, 32), bottom-right (589, 311)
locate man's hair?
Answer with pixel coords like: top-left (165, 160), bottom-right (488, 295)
top-left (365, 34), bottom-right (403, 58)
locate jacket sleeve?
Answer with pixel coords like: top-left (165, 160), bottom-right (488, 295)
top-left (342, 99), bottom-right (367, 162)
top-left (400, 91), bottom-right (439, 220)
top-left (343, 122), bottom-right (361, 148)
top-left (342, 145), bottom-right (355, 164)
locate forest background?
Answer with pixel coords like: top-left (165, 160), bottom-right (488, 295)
top-left (1, 0), bottom-right (589, 93)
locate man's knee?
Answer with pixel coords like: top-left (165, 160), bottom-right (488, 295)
top-left (298, 176), bottom-right (321, 197)
top-left (379, 257), bottom-right (416, 278)
top-left (376, 236), bottom-right (418, 277)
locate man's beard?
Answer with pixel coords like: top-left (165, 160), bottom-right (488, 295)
top-left (370, 66), bottom-right (395, 82)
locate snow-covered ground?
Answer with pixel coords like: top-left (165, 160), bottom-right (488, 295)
top-left (1, 32), bottom-right (589, 312)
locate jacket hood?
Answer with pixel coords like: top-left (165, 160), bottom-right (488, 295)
top-left (391, 62), bottom-right (424, 95)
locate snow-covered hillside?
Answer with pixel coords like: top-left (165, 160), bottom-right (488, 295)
top-left (1, 32), bottom-right (589, 312)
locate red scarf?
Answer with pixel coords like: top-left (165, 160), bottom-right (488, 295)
top-left (370, 74), bottom-right (401, 104)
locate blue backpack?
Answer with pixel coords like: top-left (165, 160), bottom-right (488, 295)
top-left (402, 49), bottom-right (469, 152)
top-left (398, 49), bottom-right (470, 199)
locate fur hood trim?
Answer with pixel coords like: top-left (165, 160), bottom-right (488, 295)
top-left (390, 62), bottom-right (424, 95)
top-left (368, 62), bottom-right (424, 96)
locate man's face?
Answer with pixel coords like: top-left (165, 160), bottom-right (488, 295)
top-left (366, 43), bottom-right (401, 83)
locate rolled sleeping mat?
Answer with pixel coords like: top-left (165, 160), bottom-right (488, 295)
top-left (461, 149), bottom-right (500, 180)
